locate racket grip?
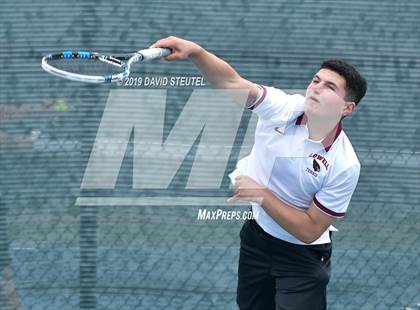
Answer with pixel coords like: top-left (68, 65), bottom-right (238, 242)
top-left (139, 48), bottom-right (172, 61)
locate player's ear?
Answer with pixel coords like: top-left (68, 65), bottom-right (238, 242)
top-left (342, 101), bottom-right (356, 117)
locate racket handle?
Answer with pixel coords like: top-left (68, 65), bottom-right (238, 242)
top-left (138, 48), bottom-right (172, 61)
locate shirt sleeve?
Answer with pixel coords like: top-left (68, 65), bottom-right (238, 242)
top-left (248, 85), bottom-right (305, 126)
top-left (313, 165), bottom-right (360, 218)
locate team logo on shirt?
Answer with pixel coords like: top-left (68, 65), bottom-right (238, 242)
top-left (312, 159), bottom-right (321, 172)
top-left (305, 153), bottom-right (329, 177)
top-left (309, 153), bottom-right (329, 170)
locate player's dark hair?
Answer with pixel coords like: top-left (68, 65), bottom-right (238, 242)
top-left (320, 59), bottom-right (367, 105)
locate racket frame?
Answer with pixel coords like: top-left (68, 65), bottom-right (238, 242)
top-left (41, 48), bottom-right (171, 84)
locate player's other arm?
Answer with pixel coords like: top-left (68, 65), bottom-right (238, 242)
top-left (259, 191), bottom-right (335, 244)
top-left (150, 36), bottom-right (260, 107)
top-left (230, 165), bottom-right (360, 244)
top-left (228, 175), bottom-right (335, 244)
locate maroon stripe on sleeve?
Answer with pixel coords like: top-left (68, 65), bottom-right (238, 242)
top-left (248, 85), bottom-right (267, 110)
top-left (313, 197), bottom-right (345, 218)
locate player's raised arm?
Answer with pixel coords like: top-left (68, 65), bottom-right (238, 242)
top-left (150, 36), bottom-right (260, 107)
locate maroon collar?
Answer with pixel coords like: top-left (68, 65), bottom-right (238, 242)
top-left (295, 113), bottom-right (342, 152)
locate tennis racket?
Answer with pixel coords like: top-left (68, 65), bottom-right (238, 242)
top-left (41, 48), bottom-right (172, 84)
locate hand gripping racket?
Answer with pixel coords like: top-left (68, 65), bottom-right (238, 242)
top-left (41, 48), bottom-right (172, 84)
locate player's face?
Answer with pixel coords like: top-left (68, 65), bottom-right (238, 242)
top-left (304, 69), bottom-right (353, 122)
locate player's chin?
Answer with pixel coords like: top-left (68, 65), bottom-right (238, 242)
top-left (304, 105), bottom-right (326, 121)
top-left (304, 100), bottom-right (317, 115)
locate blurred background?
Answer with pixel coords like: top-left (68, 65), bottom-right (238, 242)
top-left (0, 0), bottom-right (419, 309)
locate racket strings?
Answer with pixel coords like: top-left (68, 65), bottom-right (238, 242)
top-left (45, 58), bottom-right (125, 77)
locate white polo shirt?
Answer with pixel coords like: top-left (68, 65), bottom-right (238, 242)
top-left (229, 85), bottom-right (361, 245)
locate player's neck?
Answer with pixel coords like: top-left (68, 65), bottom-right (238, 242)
top-left (306, 117), bottom-right (341, 141)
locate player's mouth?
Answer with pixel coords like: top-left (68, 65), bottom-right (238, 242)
top-left (308, 96), bottom-right (320, 103)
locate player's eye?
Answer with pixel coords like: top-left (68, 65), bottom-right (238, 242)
top-left (328, 85), bottom-right (336, 91)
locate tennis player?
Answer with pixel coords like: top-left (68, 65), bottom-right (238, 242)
top-left (151, 36), bottom-right (367, 310)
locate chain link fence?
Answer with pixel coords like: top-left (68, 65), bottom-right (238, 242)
top-left (1, 0), bottom-right (419, 309)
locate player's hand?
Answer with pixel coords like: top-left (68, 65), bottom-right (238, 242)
top-left (227, 176), bottom-right (267, 204)
top-left (149, 36), bottom-right (204, 61)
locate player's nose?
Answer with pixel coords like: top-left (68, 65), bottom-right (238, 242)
top-left (313, 86), bottom-right (322, 95)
